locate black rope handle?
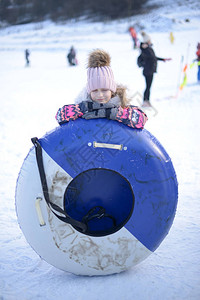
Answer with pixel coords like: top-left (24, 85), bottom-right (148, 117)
top-left (82, 206), bottom-right (116, 228)
top-left (31, 137), bottom-right (87, 233)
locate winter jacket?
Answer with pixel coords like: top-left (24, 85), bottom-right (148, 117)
top-left (67, 47), bottom-right (76, 65)
top-left (129, 27), bottom-right (137, 39)
top-left (140, 43), bottom-right (165, 76)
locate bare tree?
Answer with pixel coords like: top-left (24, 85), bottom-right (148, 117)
top-left (0, 0), bottom-right (148, 25)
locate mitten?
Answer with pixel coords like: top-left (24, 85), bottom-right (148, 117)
top-left (55, 104), bottom-right (83, 124)
top-left (108, 106), bottom-right (148, 129)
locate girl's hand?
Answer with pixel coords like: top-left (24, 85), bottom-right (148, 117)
top-left (109, 106), bottom-right (148, 129)
top-left (55, 104), bottom-right (83, 124)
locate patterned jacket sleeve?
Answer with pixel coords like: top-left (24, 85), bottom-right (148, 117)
top-left (55, 104), bottom-right (83, 124)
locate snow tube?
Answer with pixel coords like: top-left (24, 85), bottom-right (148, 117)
top-left (15, 118), bottom-right (178, 276)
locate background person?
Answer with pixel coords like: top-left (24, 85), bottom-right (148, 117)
top-left (67, 46), bottom-right (77, 66)
top-left (139, 32), bottom-right (171, 106)
top-left (25, 49), bottom-right (30, 67)
top-left (129, 26), bottom-right (138, 49)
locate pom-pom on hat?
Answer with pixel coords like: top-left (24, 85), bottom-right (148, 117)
top-left (87, 49), bottom-right (117, 93)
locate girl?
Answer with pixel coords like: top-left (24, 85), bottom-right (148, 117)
top-left (56, 49), bottom-right (147, 129)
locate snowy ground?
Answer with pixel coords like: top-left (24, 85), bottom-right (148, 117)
top-left (0, 1), bottom-right (200, 299)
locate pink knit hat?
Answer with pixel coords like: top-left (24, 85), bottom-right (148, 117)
top-left (87, 49), bottom-right (117, 93)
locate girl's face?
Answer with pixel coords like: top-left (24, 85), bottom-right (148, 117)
top-left (90, 88), bottom-right (112, 104)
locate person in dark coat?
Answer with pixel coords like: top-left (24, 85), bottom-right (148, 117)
top-left (67, 46), bottom-right (77, 66)
top-left (139, 32), bottom-right (171, 106)
top-left (25, 49), bottom-right (30, 67)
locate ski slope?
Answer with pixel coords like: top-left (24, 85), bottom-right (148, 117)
top-left (0, 1), bottom-right (200, 299)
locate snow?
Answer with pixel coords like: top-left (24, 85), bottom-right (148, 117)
top-left (0, 0), bottom-right (200, 299)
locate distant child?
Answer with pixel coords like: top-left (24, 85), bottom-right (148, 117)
top-left (56, 49), bottom-right (147, 129)
top-left (138, 32), bottom-right (171, 107)
top-left (25, 49), bottom-right (30, 67)
top-left (195, 43), bottom-right (200, 83)
top-left (67, 46), bottom-right (77, 66)
top-left (129, 26), bottom-right (138, 49)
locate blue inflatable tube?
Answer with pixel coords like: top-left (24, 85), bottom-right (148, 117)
top-left (15, 118), bottom-right (178, 275)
